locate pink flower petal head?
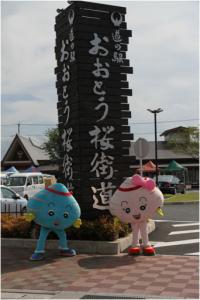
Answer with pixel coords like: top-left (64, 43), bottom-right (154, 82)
top-left (132, 174), bottom-right (156, 191)
top-left (131, 174), bottom-right (143, 187)
top-left (145, 179), bottom-right (156, 191)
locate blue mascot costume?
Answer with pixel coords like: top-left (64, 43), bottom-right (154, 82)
top-left (26, 183), bottom-right (81, 261)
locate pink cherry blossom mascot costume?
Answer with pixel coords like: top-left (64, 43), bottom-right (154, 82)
top-left (110, 175), bottom-right (164, 256)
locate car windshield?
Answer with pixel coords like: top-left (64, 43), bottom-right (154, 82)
top-left (8, 177), bottom-right (26, 186)
top-left (1, 187), bottom-right (15, 199)
top-left (156, 175), bottom-right (180, 183)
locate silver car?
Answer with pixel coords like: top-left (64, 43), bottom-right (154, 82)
top-left (0, 185), bottom-right (27, 213)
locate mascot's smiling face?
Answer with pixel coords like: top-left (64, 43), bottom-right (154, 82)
top-left (27, 183), bottom-right (81, 230)
top-left (110, 175), bottom-right (164, 224)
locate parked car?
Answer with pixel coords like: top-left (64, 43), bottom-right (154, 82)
top-left (0, 185), bottom-right (27, 213)
top-left (7, 172), bottom-right (56, 199)
top-left (7, 172), bottom-right (46, 199)
top-left (155, 175), bottom-right (186, 194)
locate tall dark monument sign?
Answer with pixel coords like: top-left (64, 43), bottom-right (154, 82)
top-left (55, 1), bottom-right (135, 219)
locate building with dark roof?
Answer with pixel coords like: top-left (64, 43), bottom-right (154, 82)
top-left (160, 126), bottom-right (194, 143)
top-left (130, 138), bottom-right (199, 187)
top-left (160, 126), bottom-right (187, 138)
top-left (1, 134), bottom-right (58, 174)
top-left (1, 128), bottom-right (198, 187)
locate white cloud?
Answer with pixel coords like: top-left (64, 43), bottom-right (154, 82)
top-left (2, 2), bottom-right (58, 95)
top-left (2, 97), bottom-right (57, 124)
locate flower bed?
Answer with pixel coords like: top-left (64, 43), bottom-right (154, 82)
top-left (1, 214), bottom-right (131, 241)
top-left (1, 215), bottom-right (32, 238)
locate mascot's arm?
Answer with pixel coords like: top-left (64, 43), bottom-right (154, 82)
top-left (73, 219), bottom-right (82, 228)
top-left (156, 207), bottom-right (164, 216)
top-left (24, 212), bottom-right (36, 222)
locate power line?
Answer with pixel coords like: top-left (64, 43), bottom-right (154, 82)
top-left (1, 118), bottom-right (199, 126)
top-left (1, 128), bottom-right (197, 138)
top-left (129, 118), bottom-right (199, 125)
top-left (1, 123), bottom-right (57, 126)
top-left (1, 135), bottom-right (49, 139)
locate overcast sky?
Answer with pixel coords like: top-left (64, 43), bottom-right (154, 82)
top-left (1, 0), bottom-right (199, 152)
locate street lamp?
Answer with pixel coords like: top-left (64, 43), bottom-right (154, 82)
top-left (147, 108), bottom-right (163, 186)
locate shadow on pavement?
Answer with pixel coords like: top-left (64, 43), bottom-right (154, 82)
top-left (2, 247), bottom-right (139, 277)
top-left (78, 254), bottom-right (137, 269)
top-left (1, 247), bottom-right (72, 274)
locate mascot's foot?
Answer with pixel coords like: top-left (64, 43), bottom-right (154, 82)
top-left (143, 246), bottom-right (156, 256)
top-left (128, 246), bottom-right (141, 256)
top-left (60, 248), bottom-right (76, 257)
top-left (30, 252), bottom-right (44, 261)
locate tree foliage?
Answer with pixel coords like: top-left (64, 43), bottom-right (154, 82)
top-left (43, 127), bottom-right (61, 160)
top-left (166, 127), bottom-right (199, 159)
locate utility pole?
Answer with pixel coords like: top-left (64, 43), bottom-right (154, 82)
top-left (147, 108), bottom-right (163, 185)
top-left (17, 122), bottom-right (21, 135)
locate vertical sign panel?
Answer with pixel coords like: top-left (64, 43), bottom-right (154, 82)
top-left (55, 1), bottom-right (135, 219)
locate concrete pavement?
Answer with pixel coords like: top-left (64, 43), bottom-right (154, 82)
top-left (1, 289), bottom-right (186, 299)
top-left (1, 247), bottom-right (199, 299)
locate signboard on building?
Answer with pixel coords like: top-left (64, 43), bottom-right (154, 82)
top-left (55, 1), bottom-right (135, 219)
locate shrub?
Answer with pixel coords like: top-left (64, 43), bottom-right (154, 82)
top-left (1, 214), bottom-right (131, 241)
top-left (66, 215), bottom-right (131, 241)
top-left (1, 214), bottom-right (32, 238)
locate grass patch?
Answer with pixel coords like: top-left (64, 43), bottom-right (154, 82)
top-left (164, 192), bottom-right (199, 202)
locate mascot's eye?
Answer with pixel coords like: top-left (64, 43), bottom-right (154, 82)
top-left (48, 210), bottom-right (55, 216)
top-left (63, 212), bottom-right (69, 218)
top-left (140, 205), bottom-right (146, 211)
top-left (124, 207), bottom-right (131, 213)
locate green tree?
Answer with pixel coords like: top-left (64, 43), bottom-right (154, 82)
top-left (43, 127), bottom-right (61, 160)
top-left (166, 126), bottom-right (199, 159)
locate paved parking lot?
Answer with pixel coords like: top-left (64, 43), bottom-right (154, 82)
top-left (1, 247), bottom-right (199, 299)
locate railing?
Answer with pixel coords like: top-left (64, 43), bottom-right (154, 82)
top-left (1, 203), bottom-right (26, 217)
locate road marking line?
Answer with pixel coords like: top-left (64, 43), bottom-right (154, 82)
top-left (169, 229), bottom-right (200, 235)
top-left (154, 238), bottom-right (199, 248)
top-left (154, 220), bottom-right (198, 223)
top-left (184, 252), bottom-right (200, 256)
top-left (173, 222), bottom-right (200, 227)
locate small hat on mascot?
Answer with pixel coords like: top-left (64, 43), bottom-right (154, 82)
top-left (30, 183), bottom-right (73, 202)
top-left (118, 174), bottom-right (156, 192)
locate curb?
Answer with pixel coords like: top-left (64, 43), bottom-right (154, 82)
top-left (1, 220), bottom-right (155, 255)
top-left (1, 289), bottom-right (183, 299)
top-left (164, 201), bottom-right (199, 205)
top-left (1, 289), bottom-right (57, 299)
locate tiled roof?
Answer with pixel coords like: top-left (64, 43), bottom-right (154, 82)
top-left (160, 126), bottom-right (187, 137)
top-left (18, 135), bottom-right (50, 164)
top-left (1, 134), bottom-right (50, 166)
top-left (130, 141), bottom-right (194, 160)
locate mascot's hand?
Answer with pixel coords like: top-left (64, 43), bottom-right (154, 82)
top-left (73, 218), bottom-right (82, 228)
top-left (24, 212), bottom-right (35, 222)
top-left (156, 207), bottom-right (164, 216)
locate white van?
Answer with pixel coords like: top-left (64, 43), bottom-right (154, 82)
top-left (0, 173), bottom-right (9, 186)
top-left (7, 172), bottom-right (47, 199)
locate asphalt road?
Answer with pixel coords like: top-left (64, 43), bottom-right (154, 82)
top-left (151, 203), bottom-right (199, 256)
top-left (155, 202), bottom-right (199, 221)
